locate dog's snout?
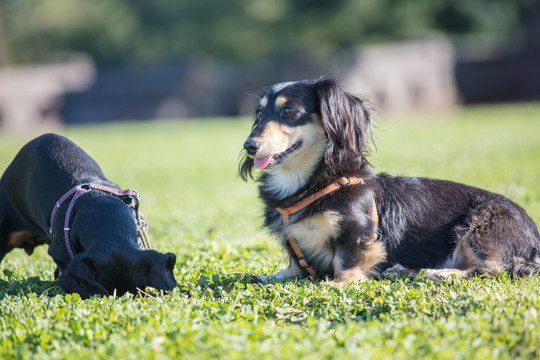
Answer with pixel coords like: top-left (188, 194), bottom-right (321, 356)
top-left (244, 138), bottom-right (260, 156)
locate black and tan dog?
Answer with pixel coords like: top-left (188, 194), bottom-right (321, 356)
top-left (240, 78), bottom-right (540, 285)
top-left (0, 133), bottom-right (177, 298)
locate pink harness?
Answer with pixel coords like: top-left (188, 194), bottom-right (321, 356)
top-left (49, 183), bottom-right (151, 258)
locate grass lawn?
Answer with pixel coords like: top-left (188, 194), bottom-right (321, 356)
top-left (0, 102), bottom-right (540, 359)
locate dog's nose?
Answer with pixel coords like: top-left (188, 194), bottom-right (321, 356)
top-left (244, 138), bottom-right (260, 156)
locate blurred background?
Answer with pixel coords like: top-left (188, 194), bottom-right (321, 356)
top-left (0, 0), bottom-right (539, 131)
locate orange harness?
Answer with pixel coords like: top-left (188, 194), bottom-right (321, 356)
top-left (276, 176), bottom-right (379, 277)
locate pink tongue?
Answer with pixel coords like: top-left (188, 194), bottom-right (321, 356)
top-left (254, 155), bottom-right (273, 169)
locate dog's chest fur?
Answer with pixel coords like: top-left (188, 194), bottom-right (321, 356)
top-left (267, 208), bottom-right (342, 273)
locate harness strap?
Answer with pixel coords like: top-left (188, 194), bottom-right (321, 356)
top-left (276, 176), bottom-right (378, 277)
top-left (49, 183), bottom-right (151, 259)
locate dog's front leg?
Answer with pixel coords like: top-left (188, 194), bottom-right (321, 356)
top-left (258, 259), bottom-right (303, 283)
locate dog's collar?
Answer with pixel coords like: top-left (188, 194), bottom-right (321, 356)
top-left (49, 183), bottom-right (152, 259)
top-left (276, 176), bottom-right (378, 277)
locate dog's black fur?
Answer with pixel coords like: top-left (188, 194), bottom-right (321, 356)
top-left (240, 79), bottom-right (540, 284)
top-left (0, 134), bottom-right (177, 298)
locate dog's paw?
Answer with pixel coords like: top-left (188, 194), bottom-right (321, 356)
top-left (256, 274), bottom-right (270, 283)
top-left (256, 273), bottom-right (287, 284)
top-left (381, 264), bottom-right (415, 278)
top-left (423, 269), bottom-right (469, 282)
top-left (327, 279), bottom-right (344, 288)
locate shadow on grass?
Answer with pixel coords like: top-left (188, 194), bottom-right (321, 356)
top-left (0, 276), bottom-right (63, 298)
top-left (196, 272), bottom-right (317, 293)
top-left (0, 269), bottom-right (189, 300)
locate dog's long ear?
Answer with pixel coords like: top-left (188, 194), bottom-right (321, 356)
top-left (315, 79), bottom-right (373, 173)
top-left (58, 255), bottom-right (110, 299)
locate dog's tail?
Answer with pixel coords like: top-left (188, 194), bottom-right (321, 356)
top-left (506, 257), bottom-right (540, 277)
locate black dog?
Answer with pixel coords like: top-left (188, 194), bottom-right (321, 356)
top-left (240, 78), bottom-right (540, 285)
top-left (0, 133), bottom-right (177, 297)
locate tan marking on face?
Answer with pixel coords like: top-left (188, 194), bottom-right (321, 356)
top-left (258, 121), bottom-right (292, 148)
top-left (253, 118), bottom-right (325, 158)
top-left (275, 96), bottom-right (288, 107)
top-left (281, 121), bottom-right (326, 171)
top-left (287, 211), bottom-right (341, 270)
top-left (257, 115), bottom-right (324, 154)
top-left (259, 114), bottom-right (327, 198)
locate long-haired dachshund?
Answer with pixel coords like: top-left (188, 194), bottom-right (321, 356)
top-left (0, 133), bottom-right (177, 298)
top-left (240, 78), bottom-right (540, 285)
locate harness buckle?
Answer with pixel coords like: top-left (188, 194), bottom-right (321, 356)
top-left (79, 183), bottom-right (93, 193)
top-left (128, 194), bottom-right (142, 219)
top-left (298, 257), bottom-right (309, 268)
top-left (127, 191), bottom-right (148, 235)
top-left (338, 177), bottom-right (351, 186)
top-left (132, 190), bottom-right (141, 202)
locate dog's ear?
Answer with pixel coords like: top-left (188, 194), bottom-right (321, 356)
top-left (138, 250), bottom-right (177, 292)
top-left (315, 78), bottom-right (373, 173)
top-left (165, 252), bottom-right (176, 270)
top-left (58, 255), bottom-right (110, 299)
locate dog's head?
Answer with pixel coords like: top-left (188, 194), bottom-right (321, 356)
top-left (58, 249), bottom-right (177, 299)
top-left (240, 78), bottom-right (373, 181)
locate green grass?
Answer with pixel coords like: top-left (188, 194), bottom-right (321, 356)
top-left (0, 103), bottom-right (540, 359)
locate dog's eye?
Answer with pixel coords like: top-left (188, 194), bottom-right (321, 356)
top-left (255, 108), bottom-right (263, 120)
top-left (282, 107), bottom-right (297, 117)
